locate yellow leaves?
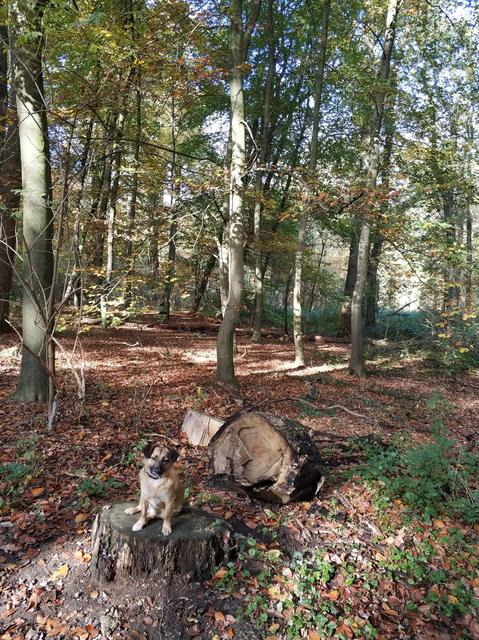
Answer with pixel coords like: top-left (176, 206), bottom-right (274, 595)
top-left (49, 564), bottom-right (69, 581)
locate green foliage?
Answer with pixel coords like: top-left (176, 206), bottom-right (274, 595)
top-left (78, 476), bottom-right (124, 498)
top-left (0, 435), bottom-right (41, 510)
top-left (120, 438), bottom-right (148, 467)
top-left (359, 395), bottom-right (479, 523)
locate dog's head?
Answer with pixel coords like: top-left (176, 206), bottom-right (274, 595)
top-left (142, 443), bottom-right (179, 479)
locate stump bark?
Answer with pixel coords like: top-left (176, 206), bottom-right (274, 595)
top-left (208, 412), bottom-right (323, 503)
top-left (91, 503), bottom-right (233, 582)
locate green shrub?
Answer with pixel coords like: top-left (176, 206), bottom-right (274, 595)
top-left (360, 427), bottom-right (479, 522)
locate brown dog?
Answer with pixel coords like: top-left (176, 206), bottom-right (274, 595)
top-left (125, 443), bottom-right (184, 536)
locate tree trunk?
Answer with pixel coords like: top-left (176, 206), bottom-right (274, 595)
top-left (91, 503), bottom-right (233, 582)
top-left (465, 201), bottom-right (472, 311)
top-left (292, 0), bottom-right (330, 366)
top-left (365, 235), bottom-right (384, 327)
top-left (192, 250), bottom-right (217, 314)
top-left (12, 0), bottom-right (54, 402)
top-left (0, 24), bottom-right (21, 332)
top-left (349, 0), bottom-right (399, 376)
top-left (284, 267), bottom-right (293, 336)
top-left (125, 71), bottom-right (142, 308)
top-left (252, 0), bottom-right (275, 343)
top-left (337, 228), bottom-right (359, 338)
top-left (68, 118), bottom-right (93, 309)
top-left (216, 0), bottom-right (247, 385)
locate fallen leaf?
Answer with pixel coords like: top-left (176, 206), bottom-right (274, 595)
top-left (212, 568), bottom-right (228, 580)
top-left (75, 513), bottom-right (89, 524)
top-left (49, 564), bottom-right (69, 581)
top-left (308, 631), bottom-right (321, 640)
top-left (31, 487), bottom-right (45, 497)
top-left (214, 611), bottom-right (225, 623)
top-left (244, 519), bottom-right (258, 529)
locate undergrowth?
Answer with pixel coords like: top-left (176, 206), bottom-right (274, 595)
top-left (358, 392), bottom-right (479, 523)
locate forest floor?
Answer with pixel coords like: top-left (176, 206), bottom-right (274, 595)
top-left (0, 313), bottom-right (478, 640)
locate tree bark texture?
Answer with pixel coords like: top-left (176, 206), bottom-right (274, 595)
top-left (349, 0), bottom-right (399, 376)
top-left (252, 0), bottom-right (275, 343)
top-left (216, 0), bottom-right (247, 385)
top-left (12, 0), bottom-right (55, 402)
top-left (91, 502), bottom-right (233, 582)
top-left (293, 0), bottom-right (330, 366)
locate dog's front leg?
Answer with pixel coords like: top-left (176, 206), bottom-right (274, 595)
top-left (132, 497), bottom-right (149, 531)
top-left (161, 503), bottom-right (174, 536)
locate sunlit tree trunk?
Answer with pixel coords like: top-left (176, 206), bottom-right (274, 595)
top-left (11, 0), bottom-right (54, 402)
top-left (293, 0), bottom-right (330, 366)
top-left (349, 0), bottom-right (399, 376)
top-left (216, 0), bottom-right (246, 385)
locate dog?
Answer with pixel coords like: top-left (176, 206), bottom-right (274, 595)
top-left (125, 443), bottom-right (184, 536)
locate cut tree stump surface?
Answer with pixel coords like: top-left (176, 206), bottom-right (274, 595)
top-left (209, 411), bottom-right (323, 504)
top-left (91, 502), bottom-right (233, 582)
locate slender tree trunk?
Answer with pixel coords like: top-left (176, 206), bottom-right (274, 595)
top-left (349, 0), bottom-right (399, 375)
top-left (337, 228), bottom-right (359, 338)
top-left (284, 268), bottom-right (293, 336)
top-left (365, 235), bottom-right (384, 327)
top-left (12, 0), bottom-right (54, 402)
top-left (192, 242), bottom-right (219, 314)
top-left (148, 192), bottom-right (160, 281)
top-left (252, 0), bottom-right (275, 343)
top-left (465, 201), bottom-right (472, 310)
top-left (216, 0), bottom-right (247, 385)
top-left (66, 117), bottom-right (93, 308)
top-left (218, 129), bottom-right (232, 317)
top-left (0, 25), bottom-right (21, 332)
top-left (125, 71), bottom-right (142, 308)
top-left (91, 111), bottom-right (116, 279)
top-left (293, 0), bottom-right (330, 366)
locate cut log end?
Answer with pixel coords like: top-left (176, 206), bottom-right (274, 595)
top-left (91, 503), bottom-right (233, 582)
top-left (208, 412), bottom-right (322, 504)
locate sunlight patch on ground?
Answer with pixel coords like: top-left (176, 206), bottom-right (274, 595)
top-left (182, 349), bottom-right (216, 364)
top-left (287, 362), bottom-right (349, 377)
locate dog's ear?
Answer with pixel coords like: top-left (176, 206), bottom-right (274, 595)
top-left (169, 447), bottom-right (179, 463)
top-left (142, 442), bottom-right (155, 459)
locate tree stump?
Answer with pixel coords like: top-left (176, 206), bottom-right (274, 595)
top-left (91, 503), bottom-right (233, 582)
top-left (208, 412), bottom-right (323, 504)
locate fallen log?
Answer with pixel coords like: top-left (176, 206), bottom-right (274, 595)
top-left (208, 412), bottom-right (323, 504)
top-left (181, 409), bottom-right (224, 447)
top-left (91, 503), bottom-right (233, 582)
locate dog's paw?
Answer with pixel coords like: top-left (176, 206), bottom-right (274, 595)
top-left (125, 507), bottom-right (137, 515)
top-left (132, 520), bottom-right (145, 531)
top-left (162, 523), bottom-right (172, 536)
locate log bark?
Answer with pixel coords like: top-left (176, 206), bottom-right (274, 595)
top-left (91, 502), bottom-right (233, 582)
top-left (208, 412), bottom-right (322, 504)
